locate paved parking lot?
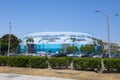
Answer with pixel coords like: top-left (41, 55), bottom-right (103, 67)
top-left (0, 73), bottom-right (73, 80)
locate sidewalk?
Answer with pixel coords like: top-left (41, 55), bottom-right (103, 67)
top-left (0, 73), bottom-right (74, 80)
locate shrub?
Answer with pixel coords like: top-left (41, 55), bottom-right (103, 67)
top-left (29, 57), bottom-right (48, 68)
top-left (8, 56), bottom-right (29, 67)
top-left (0, 56), bottom-right (8, 66)
top-left (65, 57), bottom-right (73, 66)
top-left (73, 58), bottom-right (101, 71)
top-left (48, 57), bottom-right (70, 69)
top-left (104, 58), bottom-right (120, 72)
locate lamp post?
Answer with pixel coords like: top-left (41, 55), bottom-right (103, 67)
top-left (8, 22), bottom-right (11, 56)
top-left (95, 10), bottom-right (119, 58)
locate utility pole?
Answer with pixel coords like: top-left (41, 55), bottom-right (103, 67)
top-left (106, 16), bottom-right (111, 58)
top-left (95, 10), bottom-right (119, 58)
top-left (8, 22), bottom-right (11, 56)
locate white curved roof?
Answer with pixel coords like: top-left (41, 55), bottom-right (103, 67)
top-left (22, 32), bottom-right (94, 45)
top-left (23, 32), bottom-right (93, 37)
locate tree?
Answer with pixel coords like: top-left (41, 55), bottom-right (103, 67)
top-left (92, 38), bottom-right (107, 53)
top-left (18, 39), bottom-right (22, 43)
top-left (80, 46), bottom-right (87, 53)
top-left (71, 37), bottom-right (76, 42)
top-left (26, 38), bottom-right (34, 44)
top-left (1, 34), bottom-right (21, 55)
top-left (80, 45), bottom-right (95, 54)
top-left (66, 46), bottom-right (78, 53)
top-left (92, 38), bottom-right (97, 46)
top-left (92, 38), bottom-right (106, 46)
top-left (0, 42), bottom-right (8, 55)
top-left (26, 38), bottom-right (34, 53)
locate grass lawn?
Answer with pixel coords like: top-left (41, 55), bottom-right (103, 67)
top-left (0, 66), bottom-right (119, 80)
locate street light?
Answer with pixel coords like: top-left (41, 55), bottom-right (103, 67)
top-left (8, 22), bottom-right (11, 56)
top-left (95, 10), bottom-right (119, 58)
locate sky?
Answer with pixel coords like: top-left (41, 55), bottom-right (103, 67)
top-left (0, 0), bottom-right (120, 44)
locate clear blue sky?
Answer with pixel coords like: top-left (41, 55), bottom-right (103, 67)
top-left (0, 0), bottom-right (120, 43)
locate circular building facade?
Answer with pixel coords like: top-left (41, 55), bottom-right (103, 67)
top-left (20, 32), bottom-right (94, 53)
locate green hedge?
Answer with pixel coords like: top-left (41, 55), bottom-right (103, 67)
top-left (65, 57), bottom-right (73, 66)
top-left (104, 58), bottom-right (120, 72)
top-left (7, 56), bottom-right (29, 67)
top-left (29, 57), bottom-right (48, 68)
top-left (73, 58), bottom-right (101, 71)
top-left (0, 56), bottom-right (8, 66)
top-left (0, 56), bottom-right (120, 73)
top-left (48, 57), bottom-right (70, 69)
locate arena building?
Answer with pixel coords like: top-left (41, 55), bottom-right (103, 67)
top-left (20, 32), bottom-right (94, 53)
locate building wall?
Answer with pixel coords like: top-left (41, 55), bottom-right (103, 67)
top-left (20, 32), bottom-right (94, 53)
top-left (110, 43), bottom-right (119, 53)
top-left (105, 42), bottom-right (119, 53)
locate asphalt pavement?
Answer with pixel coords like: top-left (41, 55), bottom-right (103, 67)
top-left (0, 73), bottom-right (74, 80)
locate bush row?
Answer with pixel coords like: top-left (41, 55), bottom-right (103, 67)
top-left (48, 57), bottom-right (72, 69)
top-left (29, 57), bottom-right (48, 68)
top-left (0, 56), bottom-right (48, 68)
top-left (104, 58), bottom-right (120, 72)
top-left (0, 56), bottom-right (120, 72)
top-left (73, 58), bottom-right (101, 71)
top-left (8, 56), bottom-right (29, 67)
top-left (73, 58), bottom-right (120, 72)
top-left (0, 56), bottom-right (73, 69)
top-left (0, 56), bottom-right (8, 66)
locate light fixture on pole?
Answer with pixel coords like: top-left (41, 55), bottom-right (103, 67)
top-left (95, 10), bottom-right (119, 58)
top-left (8, 22), bottom-right (11, 56)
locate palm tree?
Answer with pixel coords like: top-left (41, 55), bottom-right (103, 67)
top-left (92, 38), bottom-right (107, 53)
top-left (92, 38), bottom-right (97, 46)
top-left (71, 37), bottom-right (77, 47)
top-left (71, 37), bottom-right (76, 42)
top-left (26, 38), bottom-right (34, 44)
top-left (26, 38), bottom-right (34, 53)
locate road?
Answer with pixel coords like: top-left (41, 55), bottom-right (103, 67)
top-left (0, 73), bottom-right (74, 80)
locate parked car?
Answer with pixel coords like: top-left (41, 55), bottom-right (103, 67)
top-left (113, 53), bottom-right (120, 58)
top-left (52, 53), bottom-right (66, 57)
top-left (66, 53), bottom-right (79, 57)
top-left (93, 54), bottom-right (103, 58)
